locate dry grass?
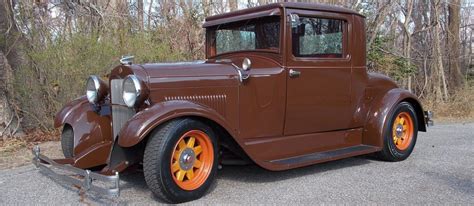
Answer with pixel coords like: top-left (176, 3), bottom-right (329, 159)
top-left (0, 130), bottom-right (60, 169)
top-left (0, 129), bottom-right (59, 153)
top-left (422, 86), bottom-right (474, 122)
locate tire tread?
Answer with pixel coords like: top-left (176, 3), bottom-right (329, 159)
top-left (61, 126), bottom-right (74, 158)
top-left (143, 119), bottom-right (181, 203)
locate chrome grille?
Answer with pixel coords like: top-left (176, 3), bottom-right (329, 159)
top-left (111, 79), bottom-right (136, 140)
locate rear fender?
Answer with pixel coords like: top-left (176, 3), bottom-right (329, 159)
top-left (363, 88), bottom-right (426, 147)
top-left (118, 100), bottom-right (236, 147)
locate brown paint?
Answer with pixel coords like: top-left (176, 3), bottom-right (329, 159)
top-left (53, 3), bottom-right (427, 172)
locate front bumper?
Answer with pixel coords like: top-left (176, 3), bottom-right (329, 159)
top-left (32, 145), bottom-right (120, 197)
top-left (425, 110), bottom-right (434, 126)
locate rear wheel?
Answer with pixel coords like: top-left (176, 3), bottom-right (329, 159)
top-left (143, 119), bottom-right (218, 203)
top-left (376, 102), bottom-right (418, 161)
top-left (60, 125), bottom-right (74, 158)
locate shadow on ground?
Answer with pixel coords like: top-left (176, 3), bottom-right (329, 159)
top-left (40, 155), bottom-right (375, 204)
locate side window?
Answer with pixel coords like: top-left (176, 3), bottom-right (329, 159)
top-left (216, 27), bottom-right (256, 54)
top-left (292, 16), bottom-right (344, 58)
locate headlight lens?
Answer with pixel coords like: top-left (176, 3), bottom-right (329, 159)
top-left (86, 76), bottom-right (101, 104)
top-left (122, 75), bottom-right (142, 107)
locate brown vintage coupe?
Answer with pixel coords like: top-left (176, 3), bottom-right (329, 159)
top-left (33, 2), bottom-right (433, 203)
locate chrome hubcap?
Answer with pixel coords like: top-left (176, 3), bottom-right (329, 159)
top-left (395, 124), bottom-right (404, 137)
top-left (179, 148), bottom-right (196, 171)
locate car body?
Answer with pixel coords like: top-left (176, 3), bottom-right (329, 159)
top-left (33, 2), bottom-right (432, 203)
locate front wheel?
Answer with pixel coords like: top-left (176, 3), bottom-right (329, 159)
top-left (143, 119), bottom-right (218, 203)
top-left (376, 102), bottom-right (418, 161)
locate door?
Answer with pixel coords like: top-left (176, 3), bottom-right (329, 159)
top-left (284, 10), bottom-right (353, 135)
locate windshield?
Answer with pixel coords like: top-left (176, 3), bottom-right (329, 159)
top-left (207, 16), bottom-right (281, 56)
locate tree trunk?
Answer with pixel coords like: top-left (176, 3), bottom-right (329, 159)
top-left (447, 0), bottom-right (463, 90)
top-left (432, 0), bottom-right (449, 102)
top-left (137, 0), bottom-right (144, 31)
top-left (229, 0), bottom-right (238, 11)
top-left (0, 0), bottom-right (22, 137)
top-left (401, 0), bottom-right (414, 92)
top-left (148, 0), bottom-right (154, 29)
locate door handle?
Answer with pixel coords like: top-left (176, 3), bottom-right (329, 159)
top-left (289, 69), bottom-right (301, 78)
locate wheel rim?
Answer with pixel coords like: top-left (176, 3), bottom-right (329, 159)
top-left (392, 112), bottom-right (414, 150)
top-left (170, 130), bottom-right (214, 191)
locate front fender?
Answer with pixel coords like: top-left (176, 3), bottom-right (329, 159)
top-left (363, 88), bottom-right (426, 147)
top-left (53, 96), bottom-right (113, 168)
top-left (54, 96), bottom-right (113, 152)
top-left (54, 96), bottom-right (88, 128)
top-left (118, 100), bottom-right (236, 147)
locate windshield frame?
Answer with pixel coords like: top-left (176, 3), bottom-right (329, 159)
top-left (205, 14), bottom-right (283, 59)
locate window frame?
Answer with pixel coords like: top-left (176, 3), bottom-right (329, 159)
top-left (206, 14), bottom-right (283, 58)
top-left (287, 10), bottom-right (351, 63)
top-left (292, 17), bottom-right (345, 58)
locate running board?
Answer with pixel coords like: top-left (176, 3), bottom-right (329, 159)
top-left (270, 145), bottom-right (380, 167)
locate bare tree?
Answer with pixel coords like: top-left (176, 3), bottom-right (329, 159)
top-left (229, 0), bottom-right (238, 11)
top-left (0, 0), bottom-right (22, 137)
top-left (137, 0), bottom-right (144, 31)
top-left (432, 0), bottom-right (449, 101)
top-left (367, 0), bottom-right (394, 49)
top-left (399, 0), bottom-right (414, 92)
top-left (447, 0), bottom-right (463, 90)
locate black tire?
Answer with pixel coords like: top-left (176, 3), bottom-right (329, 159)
top-left (143, 118), bottom-right (218, 203)
top-left (376, 102), bottom-right (418, 161)
top-left (61, 125), bottom-right (74, 158)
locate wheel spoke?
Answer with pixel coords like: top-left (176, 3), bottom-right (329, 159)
top-left (171, 162), bottom-right (180, 172)
top-left (173, 151), bottom-right (180, 160)
top-left (187, 136), bottom-right (195, 148)
top-left (186, 169), bottom-right (194, 180)
top-left (194, 145), bottom-right (202, 155)
top-left (178, 139), bottom-right (186, 150)
top-left (194, 159), bottom-right (202, 168)
top-left (176, 170), bottom-right (186, 181)
top-left (397, 138), bottom-right (403, 145)
top-left (400, 117), bottom-right (405, 124)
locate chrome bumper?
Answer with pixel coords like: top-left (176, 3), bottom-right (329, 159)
top-left (32, 145), bottom-right (120, 197)
top-left (425, 111), bottom-right (434, 126)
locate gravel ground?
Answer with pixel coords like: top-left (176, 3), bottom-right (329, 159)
top-left (0, 122), bottom-right (473, 205)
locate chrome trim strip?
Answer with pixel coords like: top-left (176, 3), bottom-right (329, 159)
top-left (32, 146), bottom-right (120, 197)
top-left (111, 79), bottom-right (136, 139)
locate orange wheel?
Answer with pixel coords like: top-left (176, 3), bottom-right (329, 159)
top-left (144, 119), bottom-right (218, 203)
top-left (375, 102), bottom-right (418, 161)
top-left (391, 112), bottom-right (414, 151)
top-left (170, 130), bottom-right (214, 191)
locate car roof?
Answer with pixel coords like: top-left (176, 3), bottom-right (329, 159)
top-left (204, 2), bottom-right (364, 27)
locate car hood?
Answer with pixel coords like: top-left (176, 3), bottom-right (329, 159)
top-left (138, 60), bottom-right (238, 79)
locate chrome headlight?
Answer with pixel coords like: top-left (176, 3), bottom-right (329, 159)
top-left (122, 75), bottom-right (142, 107)
top-left (86, 75), bottom-right (107, 104)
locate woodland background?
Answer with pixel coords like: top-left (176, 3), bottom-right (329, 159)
top-left (0, 0), bottom-right (473, 139)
